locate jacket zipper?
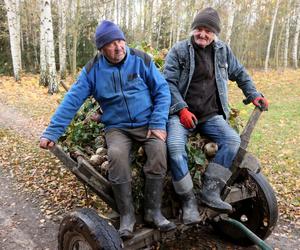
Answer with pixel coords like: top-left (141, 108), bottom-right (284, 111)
top-left (118, 69), bottom-right (133, 126)
top-left (112, 72), bottom-right (117, 92)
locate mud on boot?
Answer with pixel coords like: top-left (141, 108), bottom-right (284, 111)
top-left (173, 173), bottom-right (201, 225)
top-left (200, 163), bottom-right (232, 212)
top-left (112, 182), bottom-right (136, 239)
top-left (144, 177), bottom-right (176, 232)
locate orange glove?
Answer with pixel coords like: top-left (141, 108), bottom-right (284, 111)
top-left (179, 108), bottom-right (198, 129)
top-left (252, 97), bottom-right (269, 111)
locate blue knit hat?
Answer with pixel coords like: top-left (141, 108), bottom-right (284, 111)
top-left (95, 20), bottom-right (126, 49)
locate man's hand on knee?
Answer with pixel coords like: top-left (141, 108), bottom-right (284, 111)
top-left (147, 129), bottom-right (167, 141)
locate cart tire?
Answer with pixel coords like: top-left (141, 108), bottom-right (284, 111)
top-left (58, 208), bottom-right (122, 250)
top-left (213, 171), bottom-right (278, 246)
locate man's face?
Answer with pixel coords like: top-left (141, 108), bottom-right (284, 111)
top-left (101, 40), bottom-right (126, 64)
top-left (193, 27), bottom-right (215, 48)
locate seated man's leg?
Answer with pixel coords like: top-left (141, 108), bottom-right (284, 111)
top-left (136, 127), bottom-right (176, 231)
top-left (167, 115), bottom-right (200, 225)
top-left (105, 128), bottom-right (135, 239)
top-left (200, 115), bottom-right (241, 168)
top-left (199, 115), bottom-right (241, 211)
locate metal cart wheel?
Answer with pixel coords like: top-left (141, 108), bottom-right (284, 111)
top-left (58, 208), bottom-right (122, 250)
top-left (213, 171), bottom-right (278, 246)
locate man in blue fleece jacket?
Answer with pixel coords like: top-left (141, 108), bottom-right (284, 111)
top-left (39, 20), bottom-right (176, 239)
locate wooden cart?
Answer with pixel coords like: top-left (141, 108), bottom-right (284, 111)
top-left (51, 108), bottom-right (278, 250)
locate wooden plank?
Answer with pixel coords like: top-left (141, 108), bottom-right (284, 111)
top-left (124, 228), bottom-right (160, 250)
top-left (50, 145), bottom-right (117, 210)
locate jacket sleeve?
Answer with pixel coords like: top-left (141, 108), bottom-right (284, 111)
top-left (226, 45), bottom-right (263, 104)
top-left (163, 46), bottom-right (188, 114)
top-left (41, 68), bottom-right (93, 142)
top-left (146, 60), bottom-right (171, 130)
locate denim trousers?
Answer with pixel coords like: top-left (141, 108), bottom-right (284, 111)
top-left (105, 126), bottom-right (167, 184)
top-left (167, 115), bottom-right (241, 181)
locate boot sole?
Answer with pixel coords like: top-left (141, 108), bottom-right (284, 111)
top-left (144, 220), bottom-right (177, 232)
top-left (120, 230), bottom-right (134, 240)
top-left (201, 201), bottom-right (232, 213)
top-left (183, 219), bottom-right (201, 226)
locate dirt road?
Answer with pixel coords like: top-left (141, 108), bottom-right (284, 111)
top-left (0, 99), bottom-right (299, 250)
top-left (0, 171), bottom-right (58, 250)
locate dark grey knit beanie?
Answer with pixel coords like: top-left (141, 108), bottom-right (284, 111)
top-left (191, 7), bottom-right (221, 34)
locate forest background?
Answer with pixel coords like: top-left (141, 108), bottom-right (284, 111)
top-left (1, 0), bottom-right (300, 91)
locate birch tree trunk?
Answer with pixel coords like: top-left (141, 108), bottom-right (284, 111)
top-left (264, 0), bottom-right (280, 71)
top-left (175, 1), bottom-right (182, 43)
top-left (283, 0), bottom-right (291, 69)
top-left (115, 0), bottom-right (119, 23)
top-left (292, 1), bottom-right (300, 69)
top-left (39, 4), bottom-right (47, 86)
top-left (40, 0), bottom-right (58, 93)
top-left (275, 22), bottom-right (284, 69)
top-left (147, 0), bottom-right (154, 44)
top-left (71, 0), bottom-right (80, 77)
top-left (4, 0), bottom-right (22, 81)
top-left (58, 0), bottom-right (67, 79)
top-left (225, 0), bottom-right (236, 46)
top-left (156, 6), bottom-right (162, 48)
top-left (121, 0), bottom-right (127, 29)
top-left (169, 0), bottom-right (174, 48)
top-left (128, 0), bottom-right (133, 37)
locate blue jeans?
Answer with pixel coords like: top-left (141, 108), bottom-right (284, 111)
top-left (167, 115), bottom-right (241, 181)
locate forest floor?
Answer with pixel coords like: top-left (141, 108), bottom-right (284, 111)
top-left (0, 71), bottom-right (299, 249)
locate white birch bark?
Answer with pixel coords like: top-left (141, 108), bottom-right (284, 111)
top-left (175, 1), bottom-right (182, 43)
top-left (4, 0), bottom-right (22, 81)
top-left (58, 0), bottom-right (67, 79)
top-left (292, 1), bottom-right (300, 69)
top-left (156, 7), bottom-right (162, 47)
top-left (39, 5), bottom-right (47, 86)
top-left (169, 0), bottom-right (174, 48)
top-left (147, 0), bottom-right (154, 44)
top-left (40, 0), bottom-right (58, 93)
top-left (283, 0), bottom-right (291, 69)
top-left (71, 0), bottom-right (80, 77)
top-left (225, 0), bottom-right (236, 46)
top-left (128, 0), bottom-right (133, 36)
top-left (264, 0), bottom-right (280, 71)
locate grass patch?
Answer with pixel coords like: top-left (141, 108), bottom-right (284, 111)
top-left (229, 70), bottom-right (300, 220)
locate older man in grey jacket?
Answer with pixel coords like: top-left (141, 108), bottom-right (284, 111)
top-left (164, 7), bottom-right (268, 223)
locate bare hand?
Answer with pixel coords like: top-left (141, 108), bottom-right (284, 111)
top-left (146, 129), bottom-right (167, 142)
top-left (90, 112), bottom-right (101, 122)
top-left (39, 137), bottom-right (55, 149)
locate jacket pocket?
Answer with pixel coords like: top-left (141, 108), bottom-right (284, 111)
top-left (124, 75), bottom-right (148, 92)
top-left (218, 62), bottom-right (228, 79)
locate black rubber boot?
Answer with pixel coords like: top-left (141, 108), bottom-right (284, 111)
top-left (201, 163), bottom-right (232, 212)
top-left (179, 190), bottom-right (201, 225)
top-left (144, 177), bottom-right (176, 232)
top-left (173, 173), bottom-right (201, 225)
top-left (112, 182), bottom-right (136, 239)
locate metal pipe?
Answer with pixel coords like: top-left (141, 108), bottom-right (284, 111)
top-left (220, 217), bottom-right (273, 250)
